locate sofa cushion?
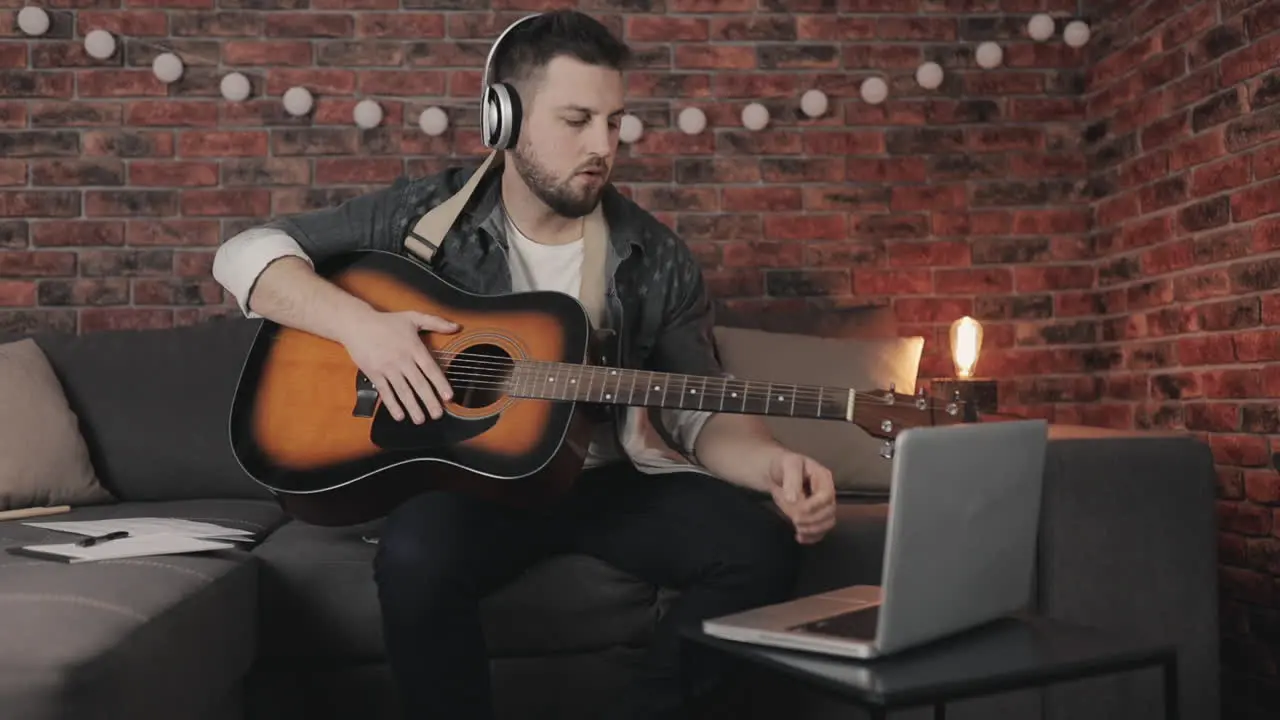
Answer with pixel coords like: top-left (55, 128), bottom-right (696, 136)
top-left (0, 499), bottom-right (285, 720)
top-left (0, 338), bottom-right (114, 512)
top-left (252, 519), bottom-right (666, 663)
top-left (712, 326), bottom-right (925, 494)
top-left (25, 319), bottom-right (275, 503)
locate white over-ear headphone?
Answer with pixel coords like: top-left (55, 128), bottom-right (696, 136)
top-left (481, 13), bottom-right (542, 150)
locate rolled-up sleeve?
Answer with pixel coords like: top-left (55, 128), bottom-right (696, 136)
top-left (648, 234), bottom-right (729, 459)
top-left (211, 179), bottom-right (409, 319)
top-left (212, 227), bottom-right (313, 319)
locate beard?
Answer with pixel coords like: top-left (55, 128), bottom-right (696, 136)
top-left (508, 140), bottom-right (607, 219)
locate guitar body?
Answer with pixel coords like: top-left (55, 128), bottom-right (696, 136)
top-left (228, 250), bottom-right (599, 526)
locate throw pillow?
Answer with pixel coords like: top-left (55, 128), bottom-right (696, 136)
top-left (711, 327), bottom-right (925, 495)
top-left (0, 338), bottom-right (114, 511)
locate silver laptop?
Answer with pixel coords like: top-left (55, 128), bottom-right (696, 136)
top-left (702, 419), bottom-right (1049, 660)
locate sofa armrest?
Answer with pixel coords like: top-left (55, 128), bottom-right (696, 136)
top-left (1037, 425), bottom-right (1219, 720)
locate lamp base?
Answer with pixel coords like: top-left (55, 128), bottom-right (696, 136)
top-left (929, 378), bottom-right (998, 423)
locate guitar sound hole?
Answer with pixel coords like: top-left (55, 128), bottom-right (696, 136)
top-left (446, 343), bottom-right (514, 409)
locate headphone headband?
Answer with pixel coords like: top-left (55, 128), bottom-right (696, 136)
top-left (482, 13), bottom-right (542, 94)
top-left (481, 13), bottom-right (542, 150)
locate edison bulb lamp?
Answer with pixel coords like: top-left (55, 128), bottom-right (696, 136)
top-left (929, 316), bottom-right (996, 421)
top-left (949, 316), bottom-right (983, 379)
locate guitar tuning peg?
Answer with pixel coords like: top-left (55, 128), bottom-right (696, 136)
top-left (880, 440), bottom-right (894, 459)
top-left (915, 387), bottom-right (927, 410)
top-left (883, 382), bottom-right (896, 403)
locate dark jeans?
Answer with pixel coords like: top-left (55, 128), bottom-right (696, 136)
top-left (372, 461), bottom-right (800, 720)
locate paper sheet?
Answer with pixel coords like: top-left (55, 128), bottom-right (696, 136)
top-left (10, 533), bottom-right (236, 563)
top-left (24, 517), bottom-right (255, 542)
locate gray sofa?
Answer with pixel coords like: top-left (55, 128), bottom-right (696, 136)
top-left (0, 317), bottom-right (1219, 720)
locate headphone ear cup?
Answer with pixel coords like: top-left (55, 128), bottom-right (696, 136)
top-left (481, 85), bottom-right (499, 148)
top-left (484, 82), bottom-right (522, 150)
top-left (502, 83), bottom-right (523, 149)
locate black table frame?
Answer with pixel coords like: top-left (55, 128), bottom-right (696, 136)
top-left (680, 615), bottom-right (1180, 720)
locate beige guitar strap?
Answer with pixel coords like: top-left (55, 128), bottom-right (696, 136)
top-left (403, 150), bottom-right (608, 330)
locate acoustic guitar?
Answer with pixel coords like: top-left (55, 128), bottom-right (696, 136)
top-left (228, 249), bottom-right (966, 526)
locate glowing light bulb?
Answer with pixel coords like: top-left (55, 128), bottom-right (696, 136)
top-left (949, 316), bottom-right (984, 379)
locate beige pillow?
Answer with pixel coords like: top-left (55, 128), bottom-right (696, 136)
top-left (0, 338), bottom-right (114, 511)
top-left (712, 326), bottom-right (925, 494)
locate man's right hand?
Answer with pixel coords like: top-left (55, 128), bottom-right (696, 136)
top-left (337, 310), bottom-right (459, 424)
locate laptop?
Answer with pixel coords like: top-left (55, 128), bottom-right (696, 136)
top-left (702, 419), bottom-right (1049, 660)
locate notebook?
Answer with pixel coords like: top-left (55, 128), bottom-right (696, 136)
top-left (8, 533), bottom-right (236, 563)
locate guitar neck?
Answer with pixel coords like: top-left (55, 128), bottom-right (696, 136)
top-left (508, 361), bottom-right (853, 421)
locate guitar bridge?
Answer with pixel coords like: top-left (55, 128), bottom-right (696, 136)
top-left (353, 371), bottom-right (378, 418)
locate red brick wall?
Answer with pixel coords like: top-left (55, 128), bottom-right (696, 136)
top-left (1084, 1), bottom-right (1279, 713)
top-left (0, 0), bottom-right (1094, 360)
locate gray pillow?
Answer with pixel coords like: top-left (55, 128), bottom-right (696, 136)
top-left (0, 339), bottom-right (115, 512)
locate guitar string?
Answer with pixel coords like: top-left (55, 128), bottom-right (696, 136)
top-left (357, 355), bottom-right (968, 411)
top-left (391, 354), bottom-right (964, 408)
top-left (369, 375), bottom-right (965, 420)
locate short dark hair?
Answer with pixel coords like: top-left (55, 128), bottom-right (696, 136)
top-left (490, 10), bottom-right (631, 94)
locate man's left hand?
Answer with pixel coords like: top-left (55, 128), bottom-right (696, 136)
top-left (766, 449), bottom-right (837, 545)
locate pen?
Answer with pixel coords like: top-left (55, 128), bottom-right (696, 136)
top-left (77, 530), bottom-right (130, 547)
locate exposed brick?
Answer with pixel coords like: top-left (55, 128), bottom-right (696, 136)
top-left (1190, 157), bottom-right (1249, 199)
top-left (1193, 88), bottom-right (1245, 132)
top-left (85, 190), bottom-right (177, 217)
top-left (1226, 107), bottom-right (1280, 152)
top-left (222, 40), bottom-right (313, 66)
top-left (83, 131), bottom-right (173, 158)
top-left (126, 220), bottom-right (219, 247)
top-left (0, 131), bottom-right (79, 157)
top-left (30, 221), bottom-right (123, 247)
top-left (80, 308), bottom-right (173, 333)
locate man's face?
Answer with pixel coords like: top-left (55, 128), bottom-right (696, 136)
top-left (508, 55), bottom-right (624, 218)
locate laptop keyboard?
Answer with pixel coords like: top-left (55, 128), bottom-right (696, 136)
top-left (789, 606), bottom-right (879, 640)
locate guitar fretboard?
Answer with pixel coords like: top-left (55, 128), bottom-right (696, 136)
top-left (505, 362), bottom-right (851, 420)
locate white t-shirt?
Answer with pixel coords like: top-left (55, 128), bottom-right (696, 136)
top-left (503, 212), bottom-right (624, 468)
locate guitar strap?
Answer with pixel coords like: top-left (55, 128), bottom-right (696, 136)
top-left (401, 150), bottom-right (608, 330)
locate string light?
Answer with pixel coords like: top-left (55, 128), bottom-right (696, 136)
top-left (83, 29), bottom-right (115, 60)
top-left (619, 114), bottom-right (644, 143)
top-left (677, 107), bottom-right (706, 135)
top-left (975, 41), bottom-right (1004, 69)
top-left (419, 107), bottom-right (449, 136)
top-left (17, 7), bottom-right (49, 36)
top-left (916, 62), bottom-right (944, 90)
top-left (1027, 13), bottom-right (1055, 41)
top-left (800, 89), bottom-right (828, 118)
top-left (353, 99), bottom-right (383, 129)
top-left (54, 13), bottom-right (1091, 137)
top-left (152, 53), bottom-right (184, 84)
top-left (220, 72), bottom-right (250, 102)
top-left (860, 77), bottom-right (888, 105)
top-left (741, 102), bottom-right (769, 131)
top-left (282, 87), bottom-right (313, 117)
top-left (1064, 20), bottom-right (1091, 47)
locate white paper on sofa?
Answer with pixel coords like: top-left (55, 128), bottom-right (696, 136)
top-left (9, 533), bottom-right (236, 563)
top-left (23, 517), bottom-right (255, 542)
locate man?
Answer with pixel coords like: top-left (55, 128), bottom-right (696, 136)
top-left (212, 10), bottom-right (837, 719)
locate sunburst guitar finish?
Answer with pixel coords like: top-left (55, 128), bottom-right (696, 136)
top-left (229, 250), bottom-right (596, 526)
top-left (228, 249), bottom-right (962, 527)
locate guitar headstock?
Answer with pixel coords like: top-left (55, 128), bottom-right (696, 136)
top-left (850, 384), bottom-right (968, 456)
